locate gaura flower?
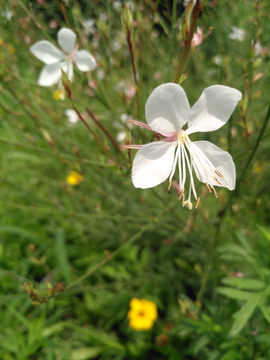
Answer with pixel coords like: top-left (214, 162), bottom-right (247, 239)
top-left (228, 26), bottom-right (245, 42)
top-left (128, 298), bottom-right (158, 331)
top-left (66, 171), bottom-right (84, 185)
top-left (64, 109), bottom-right (79, 125)
top-left (30, 28), bottom-right (97, 86)
top-left (124, 83), bottom-right (242, 209)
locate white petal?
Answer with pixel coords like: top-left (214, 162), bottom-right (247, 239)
top-left (132, 141), bottom-right (177, 189)
top-left (64, 109), bottom-right (79, 124)
top-left (191, 140), bottom-right (236, 190)
top-left (187, 85), bottom-right (242, 135)
top-left (145, 83), bottom-right (190, 134)
top-left (74, 50), bottom-right (97, 72)
top-left (30, 41), bottom-right (64, 64)
top-left (58, 28), bottom-right (76, 55)
top-left (37, 62), bottom-right (66, 86)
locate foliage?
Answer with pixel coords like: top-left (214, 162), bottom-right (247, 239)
top-left (0, 0), bottom-right (270, 359)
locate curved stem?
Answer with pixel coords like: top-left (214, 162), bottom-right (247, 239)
top-left (174, 0), bottom-right (201, 84)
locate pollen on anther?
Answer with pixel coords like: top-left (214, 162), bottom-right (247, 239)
top-left (215, 170), bottom-right (223, 178)
top-left (214, 177), bottom-right (222, 185)
top-left (205, 182), bottom-right (212, 193)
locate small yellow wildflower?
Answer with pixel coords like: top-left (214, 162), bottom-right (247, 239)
top-left (0, 39), bottom-right (3, 46)
top-left (53, 89), bottom-right (65, 100)
top-left (66, 171), bottom-right (84, 186)
top-left (128, 298), bottom-right (158, 331)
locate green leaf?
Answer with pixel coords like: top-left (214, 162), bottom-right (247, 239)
top-left (257, 225), bottom-right (270, 243)
top-left (221, 277), bottom-right (265, 290)
top-left (259, 303), bottom-right (270, 323)
top-left (229, 293), bottom-right (261, 337)
top-left (216, 287), bottom-right (253, 300)
top-left (192, 334), bottom-right (210, 354)
top-left (55, 229), bottom-right (73, 285)
top-left (70, 347), bottom-right (103, 360)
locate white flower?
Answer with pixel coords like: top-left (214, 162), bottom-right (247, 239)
top-left (229, 26), bottom-right (245, 41)
top-left (30, 28), bottom-right (97, 86)
top-left (64, 109), bottom-right (79, 125)
top-left (116, 131), bottom-right (126, 142)
top-left (124, 83), bottom-right (242, 209)
top-left (82, 19), bottom-right (95, 35)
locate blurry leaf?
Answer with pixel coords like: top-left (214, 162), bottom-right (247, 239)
top-left (0, 225), bottom-right (40, 242)
top-left (220, 350), bottom-right (242, 360)
top-left (42, 322), bottom-right (67, 337)
top-left (218, 245), bottom-right (247, 256)
top-left (257, 225), bottom-right (270, 243)
top-left (221, 277), bottom-right (265, 290)
top-left (70, 347), bottom-right (103, 360)
top-left (216, 287), bottom-right (253, 300)
top-left (229, 293), bottom-right (261, 337)
top-left (55, 229), bottom-right (73, 285)
top-left (236, 232), bottom-right (252, 253)
top-left (259, 303), bottom-right (270, 323)
top-left (207, 350), bottom-right (220, 360)
top-left (68, 324), bottom-right (126, 353)
top-left (192, 334), bottom-right (209, 354)
top-left (4, 151), bottom-right (43, 163)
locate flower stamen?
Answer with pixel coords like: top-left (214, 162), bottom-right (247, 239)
top-left (214, 177), bottom-right (222, 185)
top-left (205, 182), bottom-right (212, 193)
top-left (195, 197), bottom-right (200, 209)
top-left (212, 187), bottom-right (218, 198)
top-left (178, 188), bottom-right (185, 200)
top-left (215, 170), bottom-right (223, 178)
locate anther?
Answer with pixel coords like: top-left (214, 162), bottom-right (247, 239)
top-left (181, 193), bottom-right (185, 207)
top-left (214, 177), bottom-right (222, 185)
top-left (213, 187), bottom-right (218, 198)
top-left (215, 170), bottom-right (223, 178)
top-left (195, 197), bottom-right (200, 209)
top-left (178, 188), bottom-right (185, 200)
top-left (205, 182), bottom-right (212, 193)
top-left (167, 180), bottom-right (172, 193)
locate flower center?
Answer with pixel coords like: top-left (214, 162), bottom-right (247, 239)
top-left (178, 130), bottom-right (187, 145)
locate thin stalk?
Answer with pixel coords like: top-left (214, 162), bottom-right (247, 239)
top-left (85, 108), bottom-right (122, 153)
top-left (72, 103), bottom-right (118, 166)
top-left (126, 29), bottom-right (140, 121)
top-left (56, 0), bottom-right (73, 29)
top-left (174, 0), bottom-right (201, 83)
top-left (65, 222), bottom-right (151, 290)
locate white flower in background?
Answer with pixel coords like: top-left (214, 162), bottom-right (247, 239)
top-left (112, 1), bottom-right (122, 9)
top-left (30, 28), bottom-right (97, 86)
top-left (229, 26), bottom-right (245, 41)
top-left (124, 83), bottom-right (242, 209)
top-left (96, 67), bottom-right (105, 79)
top-left (213, 55), bottom-right (223, 66)
top-left (116, 131), bottom-right (126, 143)
top-left (2, 9), bottom-right (13, 21)
top-left (64, 109), bottom-right (79, 125)
top-left (82, 19), bottom-right (95, 35)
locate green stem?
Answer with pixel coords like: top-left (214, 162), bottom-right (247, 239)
top-left (72, 103), bottom-right (118, 166)
top-left (65, 222), bottom-right (151, 290)
top-left (237, 103), bottom-right (270, 189)
top-left (174, 0), bottom-right (201, 83)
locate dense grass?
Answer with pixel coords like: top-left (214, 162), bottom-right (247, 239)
top-left (0, 0), bottom-right (270, 359)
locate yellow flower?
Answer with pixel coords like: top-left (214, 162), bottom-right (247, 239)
top-left (127, 298), bottom-right (158, 331)
top-left (0, 39), bottom-right (3, 46)
top-left (53, 89), bottom-right (65, 100)
top-left (66, 171), bottom-right (84, 186)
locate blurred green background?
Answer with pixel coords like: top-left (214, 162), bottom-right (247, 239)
top-left (1, 0), bottom-right (270, 359)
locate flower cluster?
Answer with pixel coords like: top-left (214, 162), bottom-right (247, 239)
top-left (128, 298), bottom-right (158, 331)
